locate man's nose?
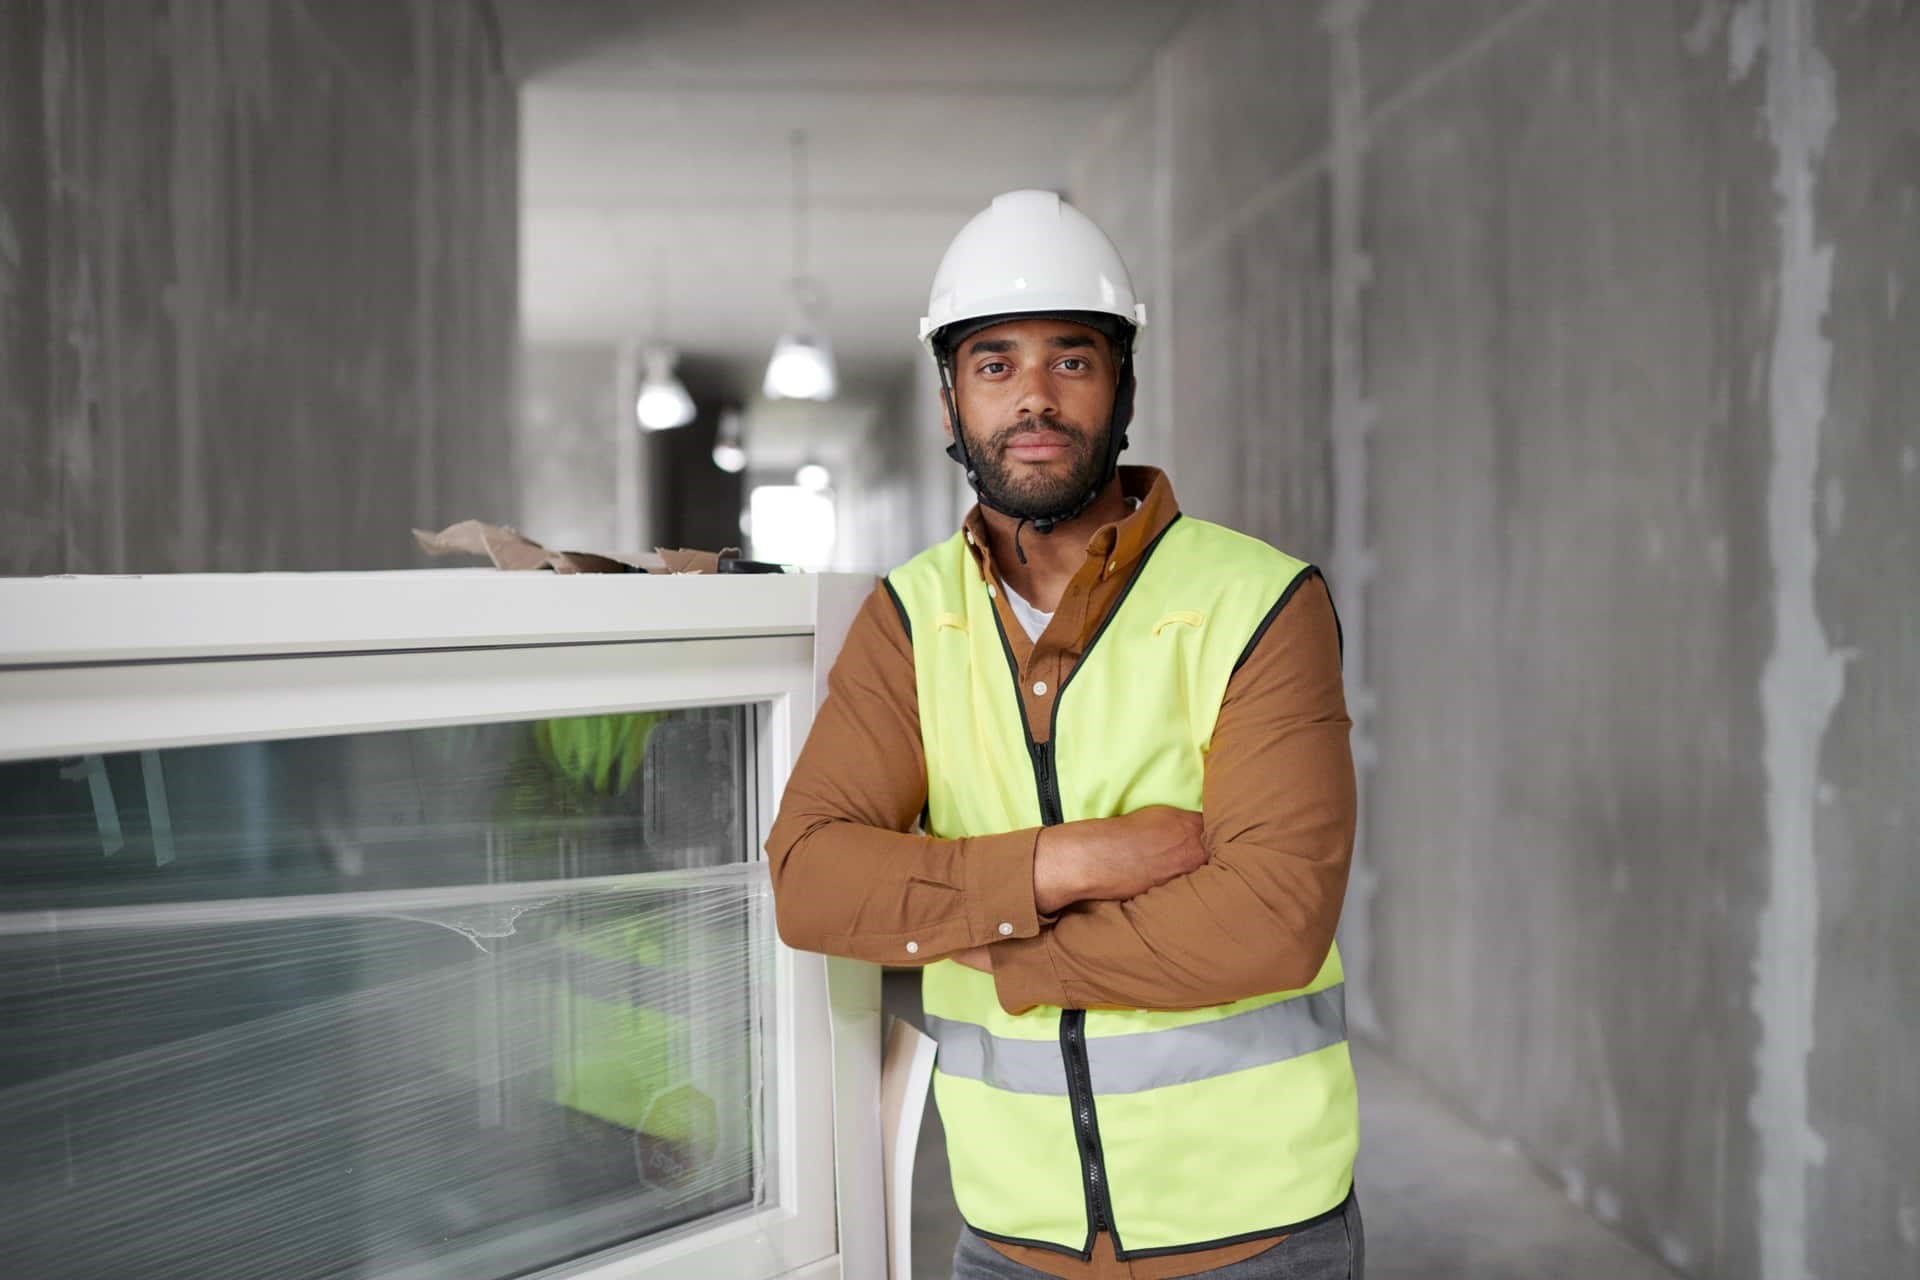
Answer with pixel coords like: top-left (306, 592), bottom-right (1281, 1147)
top-left (1012, 366), bottom-right (1059, 419)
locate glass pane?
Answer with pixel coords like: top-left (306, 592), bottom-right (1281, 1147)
top-left (0, 708), bottom-right (753, 910)
top-left (0, 708), bottom-right (770, 1280)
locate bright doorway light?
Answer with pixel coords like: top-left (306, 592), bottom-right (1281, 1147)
top-left (749, 485), bottom-right (836, 569)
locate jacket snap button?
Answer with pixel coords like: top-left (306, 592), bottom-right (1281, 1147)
top-left (905, 941), bottom-right (920, 954)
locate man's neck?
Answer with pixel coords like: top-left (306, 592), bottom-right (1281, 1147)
top-left (977, 477), bottom-right (1130, 613)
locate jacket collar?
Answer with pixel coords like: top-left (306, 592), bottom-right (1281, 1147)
top-left (959, 466), bottom-right (1179, 583)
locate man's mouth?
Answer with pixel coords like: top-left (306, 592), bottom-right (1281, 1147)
top-left (1000, 429), bottom-right (1075, 463)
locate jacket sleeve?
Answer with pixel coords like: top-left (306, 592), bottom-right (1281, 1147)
top-left (988, 572), bottom-right (1356, 1013)
top-left (765, 582), bottom-right (1045, 966)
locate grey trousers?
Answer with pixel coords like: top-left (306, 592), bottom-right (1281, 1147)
top-left (951, 1194), bottom-right (1364, 1280)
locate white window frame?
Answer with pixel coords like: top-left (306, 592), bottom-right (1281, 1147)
top-left (0, 569), bottom-right (883, 1280)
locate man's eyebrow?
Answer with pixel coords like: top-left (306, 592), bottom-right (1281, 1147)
top-left (964, 333), bottom-right (1100, 357)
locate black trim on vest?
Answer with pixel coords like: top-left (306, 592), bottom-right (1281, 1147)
top-left (1116, 1183), bottom-right (1357, 1261)
top-left (882, 577), bottom-right (912, 642)
top-left (1321, 572), bottom-right (1345, 659)
top-left (889, 576), bottom-right (921, 833)
top-left (983, 601), bottom-right (1060, 825)
top-left (961, 1221), bottom-right (1095, 1262)
top-left (958, 1183), bottom-right (1357, 1266)
top-left (1044, 514), bottom-right (1186, 746)
top-left (1230, 564), bottom-right (1325, 676)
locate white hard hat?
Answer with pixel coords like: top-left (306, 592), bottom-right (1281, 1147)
top-left (919, 190), bottom-right (1147, 353)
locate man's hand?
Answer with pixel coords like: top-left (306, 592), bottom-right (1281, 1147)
top-left (1033, 806), bottom-right (1208, 914)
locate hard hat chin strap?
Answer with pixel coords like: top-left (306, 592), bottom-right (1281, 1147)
top-left (938, 350), bottom-right (1137, 548)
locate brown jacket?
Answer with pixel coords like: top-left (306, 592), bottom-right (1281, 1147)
top-left (766, 467), bottom-right (1356, 1278)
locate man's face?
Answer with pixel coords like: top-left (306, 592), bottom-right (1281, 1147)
top-left (946, 318), bottom-right (1121, 521)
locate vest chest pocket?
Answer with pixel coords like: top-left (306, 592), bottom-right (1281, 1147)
top-left (1150, 610), bottom-right (1204, 638)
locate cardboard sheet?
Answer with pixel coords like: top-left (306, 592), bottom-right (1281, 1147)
top-left (412, 519), bottom-right (737, 575)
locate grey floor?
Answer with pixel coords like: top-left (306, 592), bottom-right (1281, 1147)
top-left (884, 972), bottom-right (1678, 1280)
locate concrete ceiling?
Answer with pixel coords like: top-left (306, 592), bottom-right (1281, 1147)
top-left (510, 0), bottom-right (1198, 400)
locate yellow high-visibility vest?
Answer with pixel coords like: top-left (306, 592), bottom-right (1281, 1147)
top-left (886, 515), bottom-right (1358, 1258)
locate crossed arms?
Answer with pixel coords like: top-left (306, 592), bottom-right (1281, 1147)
top-left (764, 576), bottom-right (1356, 1014)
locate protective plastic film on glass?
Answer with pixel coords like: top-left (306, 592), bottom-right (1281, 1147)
top-left (0, 706), bottom-right (773, 1280)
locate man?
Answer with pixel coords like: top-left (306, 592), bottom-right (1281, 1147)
top-left (768, 190), bottom-right (1362, 1279)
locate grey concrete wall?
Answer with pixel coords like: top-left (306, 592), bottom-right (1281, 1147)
top-left (1070, 2), bottom-right (1919, 1277)
top-left (0, 0), bottom-right (518, 574)
top-left (519, 343), bottom-right (640, 555)
top-left (1802, 1), bottom-right (1920, 1268)
top-left (837, 368), bottom-right (926, 575)
top-left (834, 355), bottom-right (977, 575)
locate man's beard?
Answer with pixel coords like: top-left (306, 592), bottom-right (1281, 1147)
top-left (966, 414), bottom-right (1109, 522)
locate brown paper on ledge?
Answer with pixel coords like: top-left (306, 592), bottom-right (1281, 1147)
top-left (412, 520), bottom-right (735, 575)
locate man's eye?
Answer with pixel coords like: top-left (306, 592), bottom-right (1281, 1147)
top-left (1058, 357), bottom-right (1089, 372)
top-left (980, 361), bottom-right (1009, 375)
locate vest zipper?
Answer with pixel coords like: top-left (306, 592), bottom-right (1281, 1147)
top-left (1060, 1009), bottom-right (1117, 1240)
top-left (1028, 742), bottom-right (1063, 826)
top-left (991, 609), bottom-right (1119, 1252)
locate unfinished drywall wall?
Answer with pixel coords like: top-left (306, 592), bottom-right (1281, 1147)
top-left (0, 0), bottom-right (518, 574)
top-left (1070, 1), bottom-right (1919, 1276)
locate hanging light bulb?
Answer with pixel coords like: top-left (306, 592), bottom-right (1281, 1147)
top-left (635, 346), bottom-right (695, 431)
top-left (634, 345), bottom-right (695, 431)
top-left (763, 130), bottom-right (838, 402)
top-left (764, 332), bottom-right (838, 401)
top-left (712, 406), bottom-right (748, 473)
top-left (794, 461), bottom-right (832, 491)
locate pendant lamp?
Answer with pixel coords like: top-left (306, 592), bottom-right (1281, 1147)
top-left (764, 129), bottom-right (837, 402)
top-left (712, 406), bottom-right (748, 473)
top-left (634, 344), bottom-right (695, 431)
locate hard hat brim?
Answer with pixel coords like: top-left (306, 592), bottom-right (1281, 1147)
top-left (926, 309), bottom-right (1140, 358)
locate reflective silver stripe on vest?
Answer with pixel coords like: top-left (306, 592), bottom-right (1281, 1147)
top-left (1089, 984), bottom-right (1348, 1095)
top-left (926, 984), bottom-right (1347, 1096)
top-left (923, 1015), bottom-right (1071, 1095)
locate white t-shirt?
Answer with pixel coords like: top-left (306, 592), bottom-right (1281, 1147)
top-left (1002, 582), bottom-right (1053, 642)
top-left (997, 497), bottom-right (1139, 642)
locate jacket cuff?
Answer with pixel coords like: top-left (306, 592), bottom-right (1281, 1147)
top-left (962, 828), bottom-right (1043, 945)
top-left (989, 932), bottom-right (1068, 1014)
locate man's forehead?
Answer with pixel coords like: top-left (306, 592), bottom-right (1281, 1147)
top-left (962, 317), bottom-right (1105, 353)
